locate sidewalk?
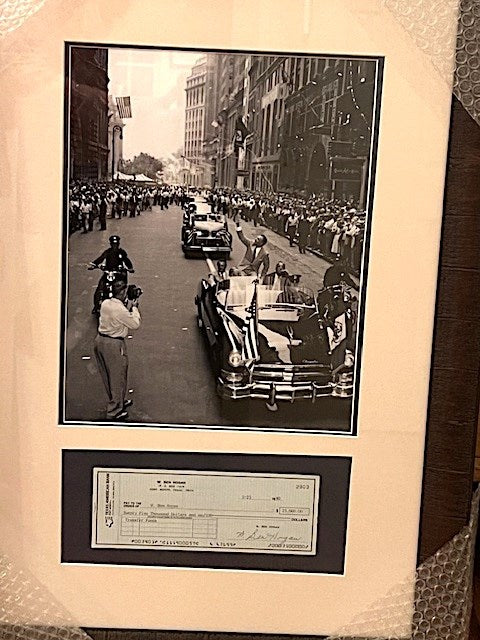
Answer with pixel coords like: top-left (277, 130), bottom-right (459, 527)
top-left (234, 217), bottom-right (332, 293)
top-left (235, 216), bottom-right (360, 291)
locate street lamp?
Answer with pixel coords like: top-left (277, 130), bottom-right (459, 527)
top-left (111, 124), bottom-right (123, 180)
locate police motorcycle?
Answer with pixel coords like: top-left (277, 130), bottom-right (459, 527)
top-left (88, 263), bottom-right (135, 315)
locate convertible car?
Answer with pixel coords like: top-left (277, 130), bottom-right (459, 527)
top-left (195, 272), bottom-right (356, 408)
top-left (181, 198), bottom-right (232, 258)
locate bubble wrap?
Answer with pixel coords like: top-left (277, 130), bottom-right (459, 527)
top-left (383, 0), bottom-right (480, 124)
top-left (0, 0), bottom-right (46, 37)
top-left (0, 488), bottom-right (477, 639)
top-left (324, 487), bottom-right (480, 640)
top-left (0, 555), bottom-right (91, 640)
top-left (453, 0), bottom-right (480, 124)
top-left (384, 0), bottom-right (460, 82)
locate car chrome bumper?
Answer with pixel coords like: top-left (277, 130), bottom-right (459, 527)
top-left (184, 244), bottom-right (231, 253)
top-left (217, 378), bottom-right (351, 402)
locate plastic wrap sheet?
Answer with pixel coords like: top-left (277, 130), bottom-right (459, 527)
top-left (384, 0), bottom-right (480, 124)
top-left (1, 488), bottom-right (477, 639)
top-left (453, 0), bottom-right (480, 124)
top-left (324, 487), bottom-right (479, 639)
top-left (384, 0), bottom-right (460, 82)
top-left (0, 0), bottom-right (46, 37)
top-left (0, 554), bottom-right (90, 639)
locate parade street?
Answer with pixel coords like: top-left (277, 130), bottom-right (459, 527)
top-left (64, 203), bottom-right (353, 431)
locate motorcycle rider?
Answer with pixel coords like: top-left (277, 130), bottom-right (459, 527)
top-left (88, 235), bottom-right (134, 314)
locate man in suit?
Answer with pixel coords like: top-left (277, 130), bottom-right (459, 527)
top-left (264, 261), bottom-right (290, 289)
top-left (235, 221), bottom-right (270, 280)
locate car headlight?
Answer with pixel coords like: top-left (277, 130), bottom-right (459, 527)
top-left (344, 350), bottom-right (354, 367)
top-left (223, 370), bottom-right (244, 383)
top-left (228, 350), bottom-right (243, 368)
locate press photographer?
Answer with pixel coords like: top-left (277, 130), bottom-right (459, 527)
top-left (93, 280), bottom-right (143, 421)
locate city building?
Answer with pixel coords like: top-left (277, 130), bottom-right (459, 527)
top-left (107, 94), bottom-right (125, 180)
top-left (213, 52), bottom-right (247, 189)
top-left (184, 53), bottom-right (377, 204)
top-left (279, 57), bottom-right (377, 206)
top-left (183, 56), bottom-right (218, 187)
top-left (69, 47), bottom-right (109, 181)
top-left (246, 55), bottom-right (289, 192)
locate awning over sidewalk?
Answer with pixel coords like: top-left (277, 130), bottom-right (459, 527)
top-left (114, 172), bottom-right (154, 182)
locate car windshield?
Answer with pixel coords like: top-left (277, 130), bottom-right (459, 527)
top-left (217, 276), bottom-right (315, 313)
top-left (194, 213), bottom-right (225, 223)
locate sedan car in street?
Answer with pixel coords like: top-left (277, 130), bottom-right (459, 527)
top-left (195, 273), bottom-right (356, 410)
top-left (182, 200), bottom-right (232, 258)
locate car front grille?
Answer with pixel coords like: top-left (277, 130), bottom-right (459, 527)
top-left (252, 363), bottom-right (331, 384)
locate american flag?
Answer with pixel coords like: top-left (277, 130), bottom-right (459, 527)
top-left (217, 306), bottom-right (242, 351)
top-left (116, 96), bottom-right (132, 119)
top-left (326, 313), bottom-right (347, 352)
top-left (241, 284), bottom-right (260, 362)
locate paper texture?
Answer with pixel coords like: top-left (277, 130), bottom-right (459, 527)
top-left (0, 0), bottom-right (457, 635)
top-left (91, 468), bottom-right (320, 555)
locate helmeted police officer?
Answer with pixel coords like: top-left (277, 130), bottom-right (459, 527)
top-left (89, 235), bottom-right (134, 314)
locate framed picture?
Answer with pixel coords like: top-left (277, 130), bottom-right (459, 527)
top-left (59, 43), bottom-right (383, 436)
top-left (1, 1), bottom-right (469, 638)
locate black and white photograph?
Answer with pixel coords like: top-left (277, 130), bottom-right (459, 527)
top-left (60, 43), bottom-right (383, 433)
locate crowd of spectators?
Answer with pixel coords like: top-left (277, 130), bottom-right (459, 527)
top-left (68, 181), bottom-right (182, 234)
top-left (207, 189), bottom-right (366, 275)
top-left (68, 181), bottom-right (366, 276)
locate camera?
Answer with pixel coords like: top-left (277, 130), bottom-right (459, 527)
top-left (126, 284), bottom-right (143, 300)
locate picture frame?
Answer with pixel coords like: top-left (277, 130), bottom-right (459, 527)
top-left (0, 1), bottom-right (471, 637)
top-left (59, 42), bottom-right (384, 437)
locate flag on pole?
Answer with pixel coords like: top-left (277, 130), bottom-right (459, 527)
top-left (326, 313), bottom-right (347, 352)
top-left (116, 96), bottom-right (132, 118)
top-left (217, 306), bottom-right (242, 351)
top-left (233, 116), bottom-right (250, 151)
top-left (241, 284), bottom-right (260, 362)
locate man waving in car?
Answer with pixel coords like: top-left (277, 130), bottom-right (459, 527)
top-left (235, 220), bottom-right (270, 280)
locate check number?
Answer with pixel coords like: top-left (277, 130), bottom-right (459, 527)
top-left (92, 468), bottom-right (320, 555)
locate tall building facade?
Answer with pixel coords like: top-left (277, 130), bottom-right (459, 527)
top-left (183, 53), bottom-right (377, 205)
top-left (247, 55), bottom-right (288, 193)
top-left (279, 57), bottom-right (377, 205)
top-left (69, 47), bottom-right (109, 181)
top-left (214, 53), bottom-right (247, 189)
top-left (183, 56), bottom-right (218, 187)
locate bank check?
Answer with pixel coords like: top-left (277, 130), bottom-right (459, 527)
top-left (92, 468), bottom-right (320, 555)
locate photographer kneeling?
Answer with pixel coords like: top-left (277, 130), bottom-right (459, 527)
top-left (94, 280), bottom-right (142, 421)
